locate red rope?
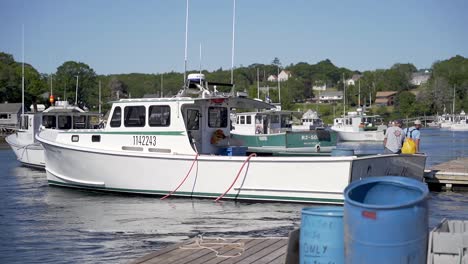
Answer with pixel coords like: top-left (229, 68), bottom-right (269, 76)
top-left (160, 154), bottom-right (199, 200)
top-left (214, 153), bottom-right (257, 202)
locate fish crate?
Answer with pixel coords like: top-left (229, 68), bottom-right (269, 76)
top-left (427, 218), bottom-right (468, 264)
top-left (218, 146), bottom-right (247, 156)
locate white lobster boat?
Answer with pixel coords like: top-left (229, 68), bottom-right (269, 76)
top-left (6, 101), bottom-right (101, 169)
top-left (36, 76), bottom-right (426, 204)
top-left (331, 110), bottom-right (387, 142)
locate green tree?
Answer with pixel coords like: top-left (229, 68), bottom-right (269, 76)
top-left (55, 61), bottom-right (98, 108)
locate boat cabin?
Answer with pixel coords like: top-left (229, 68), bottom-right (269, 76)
top-left (105, 96), bottom-right (273, 155)
top-left (232, 110), bottom-right (293, 135)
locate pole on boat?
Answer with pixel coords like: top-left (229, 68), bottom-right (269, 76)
top-left (183, 0), bottom-right (189, 89)
top-left (343, 73), bottom-right (346, 118)
top-left (278, 66), bottom-right (281, 105)
top-left (160, 74), bottom-right (163, 98)
top-left (257, 68), bottom-right (260, 99)
top-left (21, 24), bottom-right (25, 117)
top-left (230, 0), bottom-right (236, 84)
top-left (98, 80), bottom-right (101, 114)
top-left (75, 75), bottom-right (79, 106)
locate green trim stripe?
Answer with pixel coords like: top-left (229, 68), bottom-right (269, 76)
top-left (48, 180), bottom-right (343, 204)
top-left (62, 131), bottom-right (185, 135)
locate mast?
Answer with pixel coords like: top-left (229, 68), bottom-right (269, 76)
top-left (452, 85), bottom-right (456, 116)
top-left (343, 73), bottom-right (346, 118)
top-left (199, 43), bottom-right (202, 74)
top-left (183, 0), bottom-right (189, 88)
top-left (75, 76), bottom-right (79, 106)
top-left (257, 68), bottom-right (259, 99)
top-left (98, 80), bottom-right (101, 114)
top-left (358, 79), bottom-right (361, 107)
top-left (21, 24), bottom-right (25, 117)
top-left (230, 0), bottom-right (236, 84)
top-left (161, 74), bottom-right (164, 98)
top-left (277, 67), bottom-right (281, 105)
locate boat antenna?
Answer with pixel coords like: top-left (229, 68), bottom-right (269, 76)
top-left (230, 0), bottom-right (236, 84)
top-left (183, 0), bottom-right (189, 89)
top-left (21, 24), bottom-right (25, 117)
top-left (343, 73), bottom-right (346, 118)
top-left (75, 75), bottom-right (79, 106)
top-left (98, 80), bottom-right (101, 114)
top-left (199, 43), bottom-right (202, 74)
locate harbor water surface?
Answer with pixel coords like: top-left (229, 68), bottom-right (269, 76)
top-left (1, 128), bottom-right (468, 263)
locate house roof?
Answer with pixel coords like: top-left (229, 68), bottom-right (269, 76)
top-left (375, 91), bottom-right (397, 97)
top-left (320, 91), bottom-right (343, 97)
top-left (280, 70), bottom-right (291, 75)
top-left (375, 98), bottom-right (389, 104)
top-left (0, 103), bottom-right (23, 113)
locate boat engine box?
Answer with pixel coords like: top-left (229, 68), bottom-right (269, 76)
top-left (218, 146), bottom-right (248, 156)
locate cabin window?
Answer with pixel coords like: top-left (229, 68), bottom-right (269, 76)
top-left (281, 115), bottom-right (291, 128)
top-left (92, 135), bottom-right (101, 142)
top-left (208, 107), bottom-right (227, 128)
top-left (110, 107), bottom-right (122, 127)
top-left (148, 105), bottom-right (170, 127)
top-left (58, 116), bottom-right (72, 129)
top-left (0, 113), bottom-right (11, 119)
top-left (73, 115), bottom-right (87, 129)
top-left (255, 116), bottom-right (263, 124)
top-left (71, 135), bottom-right (79, 142)
top-left (186, 109), bottom-right (199, 130)
top-left (246, 116), bottom-right (252, 124)
top-left (240, 116), bottom-right (245, 124)
top-left (42, 115), bottom-right (57, 129)
top-left (270, 115), bottom-right (280, 124)
top-left (124, 106), bottom-right (146, 127)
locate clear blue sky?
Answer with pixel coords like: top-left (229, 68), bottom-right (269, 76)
top-left (1, 0), bottom-right (467, 75)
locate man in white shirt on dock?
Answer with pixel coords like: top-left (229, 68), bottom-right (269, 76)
top-left (383, 120), bottom-right (406, 154)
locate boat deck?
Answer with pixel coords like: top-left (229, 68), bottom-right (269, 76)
top-left (130, 237), bottom-right (292, 264)
top-left (425, 157), bottom-right (468, 190)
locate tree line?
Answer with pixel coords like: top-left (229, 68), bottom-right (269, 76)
top-left (1, 51), bottom-right (467, 120)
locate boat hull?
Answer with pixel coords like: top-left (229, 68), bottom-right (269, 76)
top-left (231, 130), bottom-right (337, 154)
top-left (39, 139), bottom-right (426, 204)
top-left (333, 130), bottom-right (385, 142)
top-left (5, 134), bottom-right (45, 169)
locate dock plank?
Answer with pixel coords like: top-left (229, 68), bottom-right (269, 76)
top-left (170, 238), bottom-right (245, 264)
top-left (132, 237), bottom-right (289, 264)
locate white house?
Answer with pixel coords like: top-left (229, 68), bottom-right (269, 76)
top-left (278, 70), bottom-right (292, 82)
top-left (267, 75), bottom-right (277, 82)
top-left (345, 74), bottom-right (361, 86)
top-left (312, 81), bottom-right (327, 91)
top-left (410, 70), bottom-right (431, 86)
top-left (319, 91), bottom-right (343, 103)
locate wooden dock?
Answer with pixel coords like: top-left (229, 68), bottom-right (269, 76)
top-left (130, 236), bottom-right (295, 264)
top-left (424, 157), bottom-right (468, 190)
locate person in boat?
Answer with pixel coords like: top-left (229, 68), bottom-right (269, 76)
top-left (404, 120), bottom-right (422, 153)
top-left (383, 119), bottom-right (405, 154)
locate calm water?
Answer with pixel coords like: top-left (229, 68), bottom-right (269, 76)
top-left (1, 128), bottom-right (468, 263)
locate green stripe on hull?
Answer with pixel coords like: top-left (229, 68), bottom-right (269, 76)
top-left (62, 131), bottom-right (185, 136)
top-left (48, 180), bottom-right (343, 204)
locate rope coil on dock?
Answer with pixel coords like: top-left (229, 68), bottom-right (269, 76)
top-left (179, 235), bottom-right (245, 258)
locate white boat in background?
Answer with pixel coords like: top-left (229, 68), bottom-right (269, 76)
top-left (331, 109), bottom-right (387, 142)
top-left (438, 113), bottom-right (454, 129)
top-left (36, 75), bottom-right (426, 204)
top-left (450, 110), bottom-right (468, 131)
top-left (6, 101), bottom-right (101, 169)
top-left (291, 109), bottom-right (325, 130)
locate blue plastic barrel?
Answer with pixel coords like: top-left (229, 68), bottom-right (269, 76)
top-left (300, 207), bottom-right (344, 264)
top-left (344, 176), bottom-right (429, 264)
top-left (331, 148), bottom-right (354, 156)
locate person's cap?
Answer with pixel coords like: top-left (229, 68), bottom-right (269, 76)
top-left (394, 119), bottom-right (402, 124)
top-left (414, 120), bottom-right (421, 125)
